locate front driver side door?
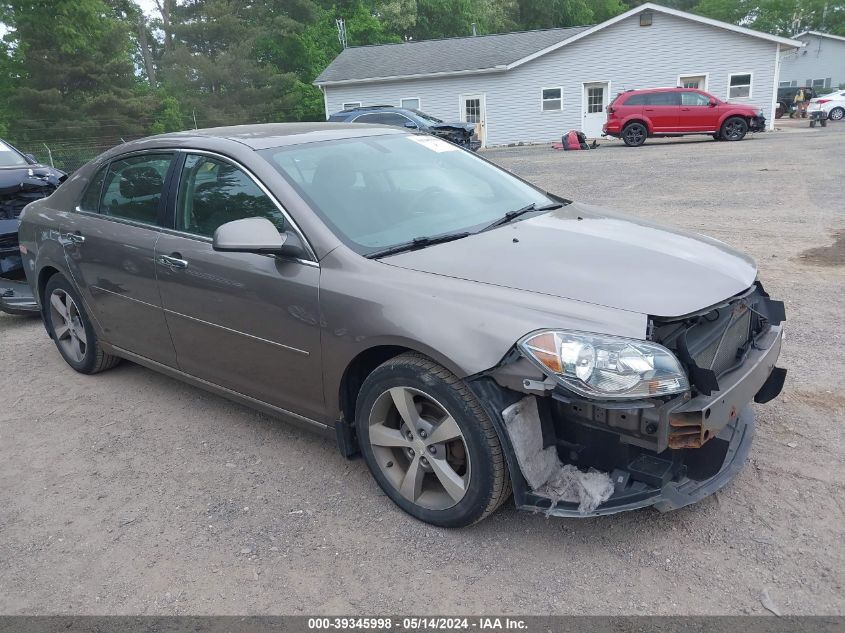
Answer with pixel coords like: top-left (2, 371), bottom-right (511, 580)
top-left (155, 152), bottom-right (324, 422)
top-left (678, 91), bottom-right (715, 132)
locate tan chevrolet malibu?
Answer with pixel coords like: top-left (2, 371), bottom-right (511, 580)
top-left (18, 123), bottom-right (786, 527)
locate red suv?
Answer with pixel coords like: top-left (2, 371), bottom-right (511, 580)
top-left (603, 87), bottom-right (766, 147)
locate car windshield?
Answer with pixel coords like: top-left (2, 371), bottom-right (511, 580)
top-left (410, 109), bottom-right (443, 124)
top-left (0, 140), bottom-right (30, 168)
top-left (260, 134), bottom-right (554, 255)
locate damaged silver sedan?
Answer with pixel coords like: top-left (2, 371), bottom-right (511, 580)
top-left (18, 123), bottom-right (785, 527)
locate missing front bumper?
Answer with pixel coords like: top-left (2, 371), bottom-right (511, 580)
top-left (468, 324), bottom-right (784, 518)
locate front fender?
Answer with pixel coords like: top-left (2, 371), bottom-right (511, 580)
top-left (318, 246), bottom-right (647, 419)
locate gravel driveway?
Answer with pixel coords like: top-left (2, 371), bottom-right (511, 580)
top-left (1, 124), bottom-right (843, 615)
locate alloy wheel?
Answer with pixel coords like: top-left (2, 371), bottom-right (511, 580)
top-left (724, 120), bottom-right (744, 140)
top-left (830, 107), bottom-right (844, 121)
top-left (624, 125), bottom-right (645, 145)
top-left (49, 289), bottom-right (87, 363)
top-left (368, 386), bottom-right (471, 510)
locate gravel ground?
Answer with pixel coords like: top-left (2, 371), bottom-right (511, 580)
top-left (1, 122), bottom-right (843, 616)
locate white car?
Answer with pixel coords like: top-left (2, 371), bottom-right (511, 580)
top-left (808, 90), bottom-right (845, 121)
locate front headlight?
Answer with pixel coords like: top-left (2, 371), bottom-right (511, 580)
top-left (518, 330), bottom-right (689, 400)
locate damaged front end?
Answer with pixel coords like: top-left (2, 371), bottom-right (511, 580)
top-left (428, 123), bottom-right (482, 152)
top-left (468, 282), bottom-right (786, 517)
top-left (0, 159), bottom-right (65, 314)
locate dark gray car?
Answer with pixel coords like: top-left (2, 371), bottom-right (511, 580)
top-left (18, 123), bottom-right (786, 527)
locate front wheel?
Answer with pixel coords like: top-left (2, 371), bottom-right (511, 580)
top-left (355, 353), bottom-right (510, 527)
top-left (829, 107), bottom-right (844, 121)
top-left (721, 117), bottom-right (748, 141)
top-left (622, 122), bottom-right (647, 147)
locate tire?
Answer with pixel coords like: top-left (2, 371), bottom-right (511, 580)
top-left (712, 132), bottom-right (721, 140)
top-left (821, 118), bottom-right (828, 127)
top-left (43, 274), bottom-right (120, 374)
top-left (829, 107), bottom-right (844, 121)
top-left (622, 122), bottom-right (647, 147)
top-left (721, 117), bottom-right (748, 141)
top-left (810, 120), bottom-right (816, 128)
top-left (775, 104), bottom-right (784, 119)
top-left (355, 352), bottom-right (510, 527)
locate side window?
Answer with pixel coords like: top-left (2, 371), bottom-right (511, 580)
top-left (647, 92), bottom-right (681, 106)
top-left (354, 112), bottom-right (412, 127)
top-left (79, 165), bottom-right (107, 212)
top-left (99, 154), bottom-right (172, 224)
top-left (681, 92), bottom-right (710, 106)
top-left (623, 93), bottom-right (647, 106)
top-left (176, 154), bottom-right (287, 238)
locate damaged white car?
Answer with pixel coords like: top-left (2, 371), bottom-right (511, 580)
top-left (18, 123), bottom-right (786, 527)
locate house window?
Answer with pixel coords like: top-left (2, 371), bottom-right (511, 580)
top-left (342, 102), bottom-right (361, 110)
top-left (541, 87), bottom-right (562, 111)
top-left (728, 73), bottom-right (752, 99)
top-left (586, 87), bottom-right (605, 113)
top-left (400, 97), bottom-right (420, 110)
top-left (779, 81), bottom-right (791, 87)
top-left (679, 74), bottom-right (707, 90)
top-left (811, 78), bottom-right (832, 90)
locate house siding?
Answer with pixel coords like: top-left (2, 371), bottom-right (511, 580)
top-left (779, 34), bottom-right (845, 89)
top-left (325, 12), bottom-right (779, 145)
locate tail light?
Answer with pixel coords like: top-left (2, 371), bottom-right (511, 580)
top-left (817, 99), bottom-right (830, 104)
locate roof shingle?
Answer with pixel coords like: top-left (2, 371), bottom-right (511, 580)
top-left (314, 25), bottom-right (592, 84)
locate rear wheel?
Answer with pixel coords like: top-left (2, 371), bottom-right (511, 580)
top-left (355, 353), bottom-right (510, 527)
top-left (43, 274), bottom-right (120, 374)
top-left (829, 107), bottom-right (844, 121)
top-left (721, 117), bottom-right (748, 141)
top-left (622, 122), bottom-right (647, 147)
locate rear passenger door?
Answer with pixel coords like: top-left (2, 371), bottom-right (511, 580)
top-left (62, 152), bottom-right (178, 367)
top-left (644, 91), bottom-right (681, 133)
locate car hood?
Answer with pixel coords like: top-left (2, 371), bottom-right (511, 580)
top-left (0, 164), bottom-right (66, 194)
top-left (429, 121), bottom-right (475, 134)
top-left (382, 202), bottom-right (757, 318)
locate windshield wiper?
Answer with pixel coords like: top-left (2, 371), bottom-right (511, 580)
top-left (365, 231), bottom-right (471, 259)
top-left (481, 202), bottom-right (563, 231)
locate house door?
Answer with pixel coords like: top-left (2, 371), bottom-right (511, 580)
top-left (582, 82), bottom-right (610, 139)
top-left (461, 94), bottom-right (486, 147)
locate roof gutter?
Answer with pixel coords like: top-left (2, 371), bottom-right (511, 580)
top-left (313, 65), bottom-right (507, 87)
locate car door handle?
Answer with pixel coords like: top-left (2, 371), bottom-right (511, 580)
top-left (157, 254), bottom-right (189, 270)
top-left (64, 232), bottom-right (85, 245)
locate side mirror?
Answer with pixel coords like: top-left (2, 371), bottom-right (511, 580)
top-left (708, 98), bottom-right (717, 107)
top-left (213, 217), bottom-right (287, 255)
top-left (404, 121), bottom-right (418, 129)
top-left (24, 153), bottom-right (37, 163)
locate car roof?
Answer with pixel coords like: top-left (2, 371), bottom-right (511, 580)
top-left (626, 87), bottom-right (699, 93)
top-left (104, 122), bottom-right (406, 156)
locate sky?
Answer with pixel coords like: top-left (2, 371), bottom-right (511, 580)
top-left (136, 0), bottom-right (159, 16)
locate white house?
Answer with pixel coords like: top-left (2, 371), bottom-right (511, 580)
top-left (779, 31), bottom-right (845, 90)
top-left (314, 3), bottom-right (803, 146)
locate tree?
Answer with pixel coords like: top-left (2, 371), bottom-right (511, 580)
top-left (693, 0), bottom-right (845, 36)
top-left (2, 0), bottom-right (154, 151)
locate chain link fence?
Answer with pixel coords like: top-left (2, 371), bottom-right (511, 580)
top-left (17, 137), bottom-right (145, 174)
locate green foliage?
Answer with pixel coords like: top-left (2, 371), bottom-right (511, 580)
top-left (1, 0), bottom-right (842, 160)
top-left (692, 0), bottom-right (845, 37)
